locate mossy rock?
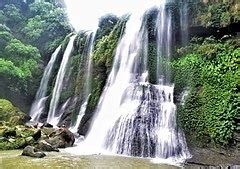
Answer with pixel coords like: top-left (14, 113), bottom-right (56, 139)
top-left (2, 126), bottom-right (16, 137)
top-left (0, 99), bottom-right (19, 121)
top-left (0, 137), bottom-right (27, 150)
top-left (9, 113), bottom-right (31, 126)
top-left (15, 125), bottom-right (37, 138)
top-left (0, 99), bottom-right (30, 125)
top-left (0, 125), bottom-right (39, 150)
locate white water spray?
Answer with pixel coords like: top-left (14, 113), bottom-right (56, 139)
top-left (29, 46), bottom-right (61, 122)
top-left (47, 35), bottom-right (76, 126)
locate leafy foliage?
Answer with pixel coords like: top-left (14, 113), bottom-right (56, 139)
top-left (173, 37), bottom-right (240, 145)
top-left (0, 0), bottom-right (71, 110)
top-left (96, 14), bottom-right (119, 40)
top-left (23, 2), bottom-right (71, 53)
top-left (5, 39), bottom-right (41, 61)
top-left (192, 1), bottom-right (240, 27)
top-left (2, 4), bottom-right (25, 29)
top-left (93, 17), bottom-right (127, 72)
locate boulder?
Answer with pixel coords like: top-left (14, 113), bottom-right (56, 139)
top-left (15, 125), bottom-right (38, 138)
top-left (41, 127), bottom-right (58, 139)
top-left (57, 111), bottom-right (72, 128)
top-left (46, 128), bottom-right (75, 148)
top-left (37, 140), bottom-right (59, 152)
top-left (32, 129), bottom-right (41, 141)
top-left (22, 146), bottom-right (46, 158)
top-left (42, 123), bottom-right (53, 128)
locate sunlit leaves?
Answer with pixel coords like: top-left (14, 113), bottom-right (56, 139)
top-left (5, 39), bottom-right (41, 61)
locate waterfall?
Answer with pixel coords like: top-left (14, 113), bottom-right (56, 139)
top-left (69, 32), bottom-right (95, 133)
top-left (156, 4), bottom-right (172, 84)
top-left (47, 35), bottom-right (76, 126)
top-left (29, 45), bottom-right (61, 122)
top-left (80, 10), bottom-right (150, 154)
top-left (65, 1), bottom-right (191, 164)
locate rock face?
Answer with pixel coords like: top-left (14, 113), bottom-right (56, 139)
top-left (22, 146), bottom-right (46, 158)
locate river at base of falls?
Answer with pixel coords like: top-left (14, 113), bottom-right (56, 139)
top-left (1, 150), bottom-right (239, 169)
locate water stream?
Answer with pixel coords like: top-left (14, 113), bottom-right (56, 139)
top-left (47, 35), bottom-right (76, 126)
top-left (29, 45), bottom-right (61, 122)
top-left (66, 2), bottom-right (190, 165)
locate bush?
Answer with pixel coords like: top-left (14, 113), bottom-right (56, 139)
top-left (173, 37), bottom-right (239, 145)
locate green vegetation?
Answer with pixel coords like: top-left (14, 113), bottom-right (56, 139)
top-left (23, 2), bottom-right (71, 54)
top-left (0, 0), bottom-right (71, 110)
top-left (86, 17), bottom-right (127, 114)
top-left (189, 0), bottom-right (240, 28)
top-left (0, 99), bottom-right (20, 122)
top-left (0, 99), bottom-right (35, 150)
top-left (0, 99), bottom-right (30, 126)
top-left (173, 37), bottom-right (240, 146)
top-left (93, 16), bottom-right (127, 73)
top-left (0, 125), bottom-right (37, 150)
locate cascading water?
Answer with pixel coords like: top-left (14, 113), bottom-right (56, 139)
top-left (156, 4), bottom-right (172, 84)
top-left (47, 35), bottom-right (76, 126)
top-left (29, 45), bottom-right (61, 122)
top-left (66, 1), bottom-right (191, 164)
top-left (69, 32), bottom-right (95, 133)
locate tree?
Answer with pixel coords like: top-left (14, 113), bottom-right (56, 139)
top-left (96, 14), bottom-right (119, 40)
top-left (23, 2), bottom-right (71, 53)
top-left (5, 39), bottom-right (41, 63)
top-left (3, 4), bottom-right (25, 29)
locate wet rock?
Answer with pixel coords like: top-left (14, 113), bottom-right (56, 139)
top-left (187, 147), bottom-right (240, 166)
top-left (46, 128), bottom-right (75, 148)
top-left (22, 146), bottom-right (46, 158)
top-left (57, 111), bottom-right (72, 128)
top-left (234, 133), bottom-right (240, 142)
top-left (43, 123), bottom-right (53, 128)
top-left (37, 140), bottom-right (59, 152)
top-left (41, 127), bottom-right (58, 138)
top-left (32, 129), bottom-right (41, 141)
